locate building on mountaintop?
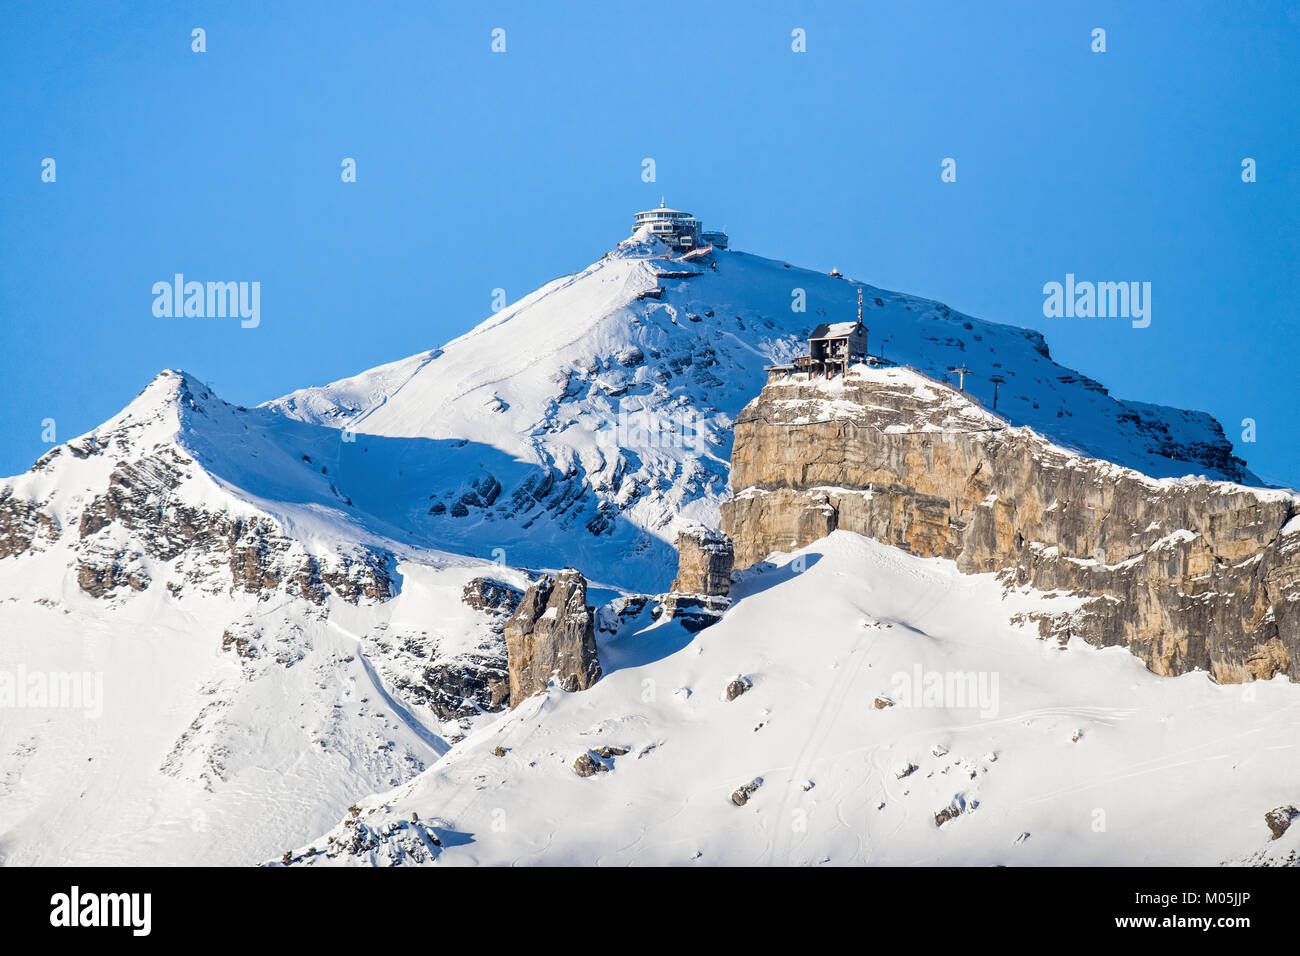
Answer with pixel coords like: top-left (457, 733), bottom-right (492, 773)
top-left (768, 289), bottom-right (873, 380)
top-left (631, 199), bottom-right (728, 251)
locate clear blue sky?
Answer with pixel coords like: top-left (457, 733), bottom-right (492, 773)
top-left (2, 1), bottom-right (1297, 484)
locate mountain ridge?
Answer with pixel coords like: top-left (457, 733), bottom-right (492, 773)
top-left (0, 231), bottom-right (1286, 866)
top-left (256, 233), bottom-right (1258, 591)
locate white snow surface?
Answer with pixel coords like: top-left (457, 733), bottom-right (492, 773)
top-left (282, 532), bottom-right (1300, 867)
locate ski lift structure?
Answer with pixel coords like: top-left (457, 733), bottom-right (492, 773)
top-left (989, 374), bottom-right (1006, 411)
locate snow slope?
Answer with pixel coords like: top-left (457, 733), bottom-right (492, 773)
top-left (281, 531), bottom-right (1300, 867)
top-left (267, 233), bottom-right (1256, 592)
top-left (0, 373), bottom-right (536, 865)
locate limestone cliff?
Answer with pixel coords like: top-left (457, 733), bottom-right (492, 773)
top-left (720, 365), bottom-right (1300, 682)
top-left (659, 525), bottom-right (734, 631)
top-left (504, 569), bottom-right (602, 706)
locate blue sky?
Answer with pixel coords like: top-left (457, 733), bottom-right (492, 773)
top-left (2, 0), bottom-right (1297, 484)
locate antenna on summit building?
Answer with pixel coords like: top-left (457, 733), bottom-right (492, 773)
top-left (857, 288), bottom-right (863, 328)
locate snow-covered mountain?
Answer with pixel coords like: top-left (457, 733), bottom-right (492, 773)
top-left (0, 226), bottom-right (1283, 866)
top-left (0, 370), bottom-right (540, 864)
top-left (276, 532), bottom-right (1300, 867)
top-left (267, 229), bottom-right (1254, 592)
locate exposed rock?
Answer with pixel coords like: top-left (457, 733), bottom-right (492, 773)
top-left (504, 569), bottom-right (602, 707)
top-left (76, 546), bottom-right (150, 597)
top-left (721, 365), bottom-right (1300, 683)
top-left (935, 796), bottom-right (968, 827)
top-left (597, 594), bottom-right (651, 634)
top-left (461, 577), bottom-right (525, 628)
top-left (397, 656), bottom-right (510, 721)
top-left (731, 777), bottom-right (763, 806)
top-left (573, 752), bottom-right (608, 777)
top-left (0, 489), bottom-right (59, 559)
top-left (279, 814), bottom-right (447, 865)
top-left (660, 526), bottom-right (734, 631)
top-left (1266, 805), bottom-right (1298, 840)
top-left (63, 448), bottom-right (395, 603)
top-left (220, 627), bottom-right (258, 660)
top-left (671, 525), bottom-right (734, 596)
top-left (616, 345), bottom-right (645, 367)
top-left (657, 593), bottom-right (732, 632)
top-left (725, 676), bottom-right (752, 701)
top-left (453, 473), bottom-right (502, 513)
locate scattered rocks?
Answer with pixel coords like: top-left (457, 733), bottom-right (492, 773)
top-left (220, 628), bottom-right (258, 660)
top-left (394, 655), bottom-right (510, 721)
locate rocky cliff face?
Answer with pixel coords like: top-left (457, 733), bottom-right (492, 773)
top-left (0, 371), bottom-right (395, 605)
top-left (659, 525), bottom-right (734, 631)
top-left (721, 365), bottom-right (1300, 683)
top-left (503, 569), bottom-right (602, 706)
top-left (670, 525), bottom-right (735, 597)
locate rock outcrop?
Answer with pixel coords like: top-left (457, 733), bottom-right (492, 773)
top-left (461, 576), bottom-right (525, 625)
top-left (721, 364), bottom-right (1300, 683)
top-left (1266, 806), bottom-right (1298, 841)
top-left (659, 526), bottom-right (734, 632)
top-left (2, 417), bottom-right (395, 606)
top-left (503, 569), bottom-right (602, 706)
top-left (671, 525), bottom-right (735, 596)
